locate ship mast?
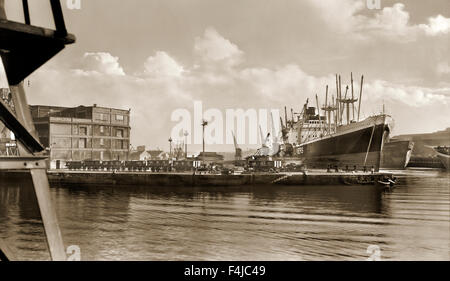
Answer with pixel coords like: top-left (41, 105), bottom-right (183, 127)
top-left (351, 72), bottom-right (355, 121)
top-left (337, 74), bottom-right (358, 125)
top-left (357, 75), bottom-right (364, 121)
top-left (325, 85), bottom-right (329, 133)
top-left (333, 95), bottom-right (337, 131)
top-left (335, 74), bottom-right (340, 125)
top-left (315, 94), bottom-right (323, 136)
top-left (291, 108), bottom-right (294, 125)
top-left (322, 85), bottom-right (337, 135)
top-left (284, 106), bottom-right (288, 128)
top-left (339, 75), bottom-right (342, 124)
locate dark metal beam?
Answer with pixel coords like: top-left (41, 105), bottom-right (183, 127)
top-left (0, 93), bottom-right (44, 153)
top-left (0, 157), bottom-right (47, 170)
top-left (31, 168), bottom-right (67, 261)
top-left (22, 0), bottom-right (30, 24)
top-left (50, 0), bottom-right (67, 36)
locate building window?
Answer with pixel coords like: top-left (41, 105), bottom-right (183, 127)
top-left (100, 138), bottom-right (104, 146)
top-left (100, 126), bottom-right (104, 133)
top-left (118, 140), bottom-right (126, 149)
top-left (79, 138), bottom-right (87, 149)
top-left (98, 113), bottom-right (108, 121)
top-left (79, 126), bottom-right (87, 136)
top-left (116, 114), bottom-right (124, 121)
top-left (116, 129), bottom-right (124, 138)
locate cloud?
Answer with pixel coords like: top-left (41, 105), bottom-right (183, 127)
top-left (194, 27), bottom-right (243, 66)
top-left (143, 51), bottom-right (184, 78)
top-left (364, 3), bottom-right (414, 39)
top-left (365, 80), bottom-right (450, 107)
top-left (239, 65), bottom-right (333, 102)
top-left (308, 1), bottom-right (450, 41)
top-left (238, 65), bottom-right (449, 108)
top-left (420, 15), bottom-right (450, 36)
top-left (437, 62), bottom-right (450, 75)
top-left (77, 52), bottom-right (125, 76)
top-left (28, 64), bottom-right (192, 150)
top-left (307, 0), bottom-right (365, 34)
top-left (25, 28), bottom-right (450, 148)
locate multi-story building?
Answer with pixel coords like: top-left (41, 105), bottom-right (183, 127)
top-left (30, 104), bottom-right (131, 167)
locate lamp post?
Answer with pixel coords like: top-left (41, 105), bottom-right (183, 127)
top-left (168, 137), bottom-right (172, 159)
top-left (183, 131), bottom-right (189, 159)
top-left (201, 120), bottom-right (208, 154)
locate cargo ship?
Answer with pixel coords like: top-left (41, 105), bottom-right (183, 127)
top-left (380, 140), bottom-right (414, 169)
top-left (280, 74), bottom-right (392, 171)
top-left (295, 114), bottom-right (392, 171)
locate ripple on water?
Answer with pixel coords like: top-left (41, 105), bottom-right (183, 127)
top-left (0, 170), bottom-right (449, 260)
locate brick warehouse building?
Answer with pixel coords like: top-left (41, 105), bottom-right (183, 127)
top-left (30, 104), bottom-right (131, 167)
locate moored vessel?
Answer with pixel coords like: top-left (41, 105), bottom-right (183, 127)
top-left (281, 73), bottom-right (393, 171)
top-left (297, 114), bottom-right (392, 171)
top-left (381, 140), bottom-right (414, 169)
top-left (434, 146), bottom-right (450, 170)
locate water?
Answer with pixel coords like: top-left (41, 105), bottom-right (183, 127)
top-left (1, 169), bottom-right (449, 261)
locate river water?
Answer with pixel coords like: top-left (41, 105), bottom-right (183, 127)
top-left (0, 169), bottom-right (449, 261)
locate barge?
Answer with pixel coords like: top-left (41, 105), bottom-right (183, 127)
top-left (42, 170), bottom-right (394, 187)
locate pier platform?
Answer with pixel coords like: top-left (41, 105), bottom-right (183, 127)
top-left (35, 170), bottom-right (395, 187)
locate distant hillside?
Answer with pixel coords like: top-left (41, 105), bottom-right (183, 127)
top-left (392, 128), bottom-right (450, 157)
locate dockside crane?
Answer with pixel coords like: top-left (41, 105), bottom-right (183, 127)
top-left (231, 130), bottom-right (242, 161)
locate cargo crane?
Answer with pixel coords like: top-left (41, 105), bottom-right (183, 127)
top-left (231, 130), bottom-right (242, 161)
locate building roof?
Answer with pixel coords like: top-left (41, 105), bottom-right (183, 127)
top-left (197, 152), bottom-right (224, 160)
top-left (147, 150), bottom-right (164, 158)
top-left (30, 104), bottom-right (130, 119)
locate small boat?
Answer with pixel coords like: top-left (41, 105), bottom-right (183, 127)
top-left (433, 146), bottom-right (450, 171)
top-left (378, 177), bottom-right (396, 187)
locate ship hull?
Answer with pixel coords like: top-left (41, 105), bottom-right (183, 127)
top-left (436, 154), bottom-right (450, 170)
top-left (381, 140), bottom-right (414, 169)
top-left (297, 116), bottom-right (391, 171)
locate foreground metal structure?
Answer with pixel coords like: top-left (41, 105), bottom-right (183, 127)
top-left (0, 0), bottom-right (75, 261)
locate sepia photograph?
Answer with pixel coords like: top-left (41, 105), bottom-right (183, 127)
top-left (0, 0), bottom-right (449, 270)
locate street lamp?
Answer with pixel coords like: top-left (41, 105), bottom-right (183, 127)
top-left (183, 131), bottom-right (189, 159)
top-left (168, 137), bottom-right (173, 158)
top-left (201, 120), bottom-right (208, 156)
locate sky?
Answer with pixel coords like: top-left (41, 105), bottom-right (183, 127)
top-left (0, 0), bottom-right (449, 152)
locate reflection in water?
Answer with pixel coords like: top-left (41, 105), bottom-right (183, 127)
top-left (0, 173), bottom-right (50, 261)
top-left (1, 170), bottom-right (449, 260)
